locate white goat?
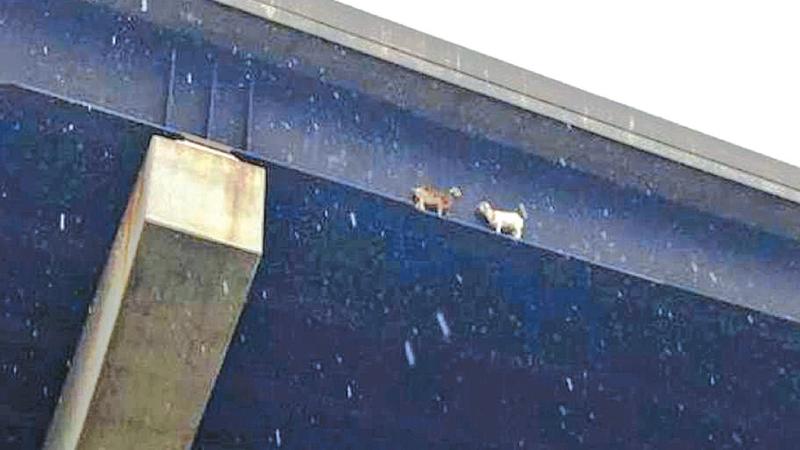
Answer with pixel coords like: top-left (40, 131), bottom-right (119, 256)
top-left (477, 201), bottom-right (528, 239)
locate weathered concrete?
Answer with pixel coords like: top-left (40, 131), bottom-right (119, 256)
top-left (43, 136), bottom-right (265, 450)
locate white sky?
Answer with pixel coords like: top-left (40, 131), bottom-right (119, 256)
top-left (337, 0), bottom-right (800, 168)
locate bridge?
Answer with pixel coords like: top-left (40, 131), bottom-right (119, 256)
top-left (1, 0), bottom-right (799, 448)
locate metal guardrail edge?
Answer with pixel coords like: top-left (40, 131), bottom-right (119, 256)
top-left (213, 0), bottom-right (800, 206)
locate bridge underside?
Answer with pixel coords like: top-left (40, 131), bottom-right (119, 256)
top-left (1, 0), bottom-right (800, 448)
top-left (1, 85), bottom-right (799, 449)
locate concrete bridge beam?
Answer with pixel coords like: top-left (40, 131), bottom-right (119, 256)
top-left (43, 136), bottom-right (265, 449)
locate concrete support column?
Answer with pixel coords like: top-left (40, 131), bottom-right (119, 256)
top-left (44, 136), bottom-right (265, 450)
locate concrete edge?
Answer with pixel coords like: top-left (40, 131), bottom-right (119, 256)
top-left (213, 0), bottom-right (800, 206)
top-left (43, 163), bottom-right (149, 450)
top-left (43, 135), bottom-right (266, 449)
top-left (145, 136), bottom-right (267, 256)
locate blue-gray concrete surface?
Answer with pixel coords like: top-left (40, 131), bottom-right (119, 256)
top-left (0, 87), bottom-right (151, 447)
top-left (1, 0), bottom-right (800, 447)
top-left (1, 86), bottom-right (800, 449)
top-left (1, 0), bottom-right (799, 321)
top-left (198, 162), bottom-right (800, 448)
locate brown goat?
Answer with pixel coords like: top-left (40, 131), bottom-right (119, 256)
top-left (411, 185), bottom-right (463, 217)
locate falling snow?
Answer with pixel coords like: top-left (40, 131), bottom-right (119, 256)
top-left (436, 310), bottom-right (451, 340)
top-left (2, 14), bottom-right (788, 447)
top-left (404, 340), bottom-right (416, 367)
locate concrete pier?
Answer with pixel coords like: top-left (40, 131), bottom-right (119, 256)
top-left (43, 136), bottom-right (265, 449)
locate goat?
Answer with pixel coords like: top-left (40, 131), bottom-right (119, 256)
top-left (477, 201), bottom-right (528, 239)
top-left (411, 185), bottom-right (463, 217)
